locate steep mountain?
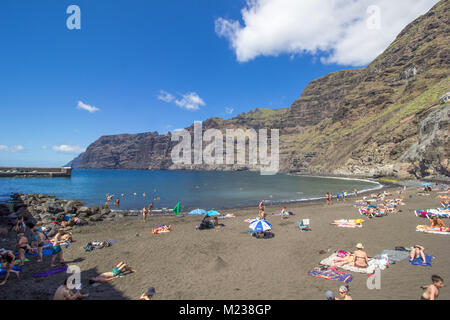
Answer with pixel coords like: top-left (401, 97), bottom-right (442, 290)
top-left (71, 0), bottom-right (449, 179)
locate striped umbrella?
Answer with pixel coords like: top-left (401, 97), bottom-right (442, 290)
top-left (188, 208), bottom-right (207, 215)
top-left (249, 219), bottom-right (272, 232)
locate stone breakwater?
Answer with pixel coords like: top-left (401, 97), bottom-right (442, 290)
top-left (0, 193), bottom-right (127, 237)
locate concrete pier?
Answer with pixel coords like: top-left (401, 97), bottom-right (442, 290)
top-left (0, 167), bottom-right (72, 178)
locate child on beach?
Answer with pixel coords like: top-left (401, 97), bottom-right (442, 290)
top-left (421, 275), bottom-right (444, 300)
top-left (142, 207), bottom-right (148, 222)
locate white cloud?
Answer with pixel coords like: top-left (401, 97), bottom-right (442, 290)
top-left (158, 90), bottom-right (175, 103)
top-left (225, 107), bottom-right (234, 114)
top-left (41, 145), bottom-right (48, 149)
top-left (0, 145), bottom-right (24, 152)
top-left (215, 0), bottom-right (439, 66)
top-left (52, 145), bottom-right (85, 154)
top-left (159, 90), bottom-right (206, 111)
top-left (175, 92), bottom-right (206, 111)
top-left (77, 101), bottom-right (100, 113)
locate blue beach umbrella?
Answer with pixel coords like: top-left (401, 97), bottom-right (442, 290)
top-left (422, 183), bottom-right (432, 186)
top-left (249, 219), bottom-right (272, 232)
top-left (188, 208), bottom-right (207, 215)
top-left (206, 210), bottom-right (220, 216)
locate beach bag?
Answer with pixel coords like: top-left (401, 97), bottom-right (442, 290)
top-left (338, 250), bottom-right (349, 258)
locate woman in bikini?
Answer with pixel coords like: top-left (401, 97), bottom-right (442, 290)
top-left (258, 200), bottom-right (265, 218)
top-left (17, 233), bottom-right (30, 266)
top-left (410, 245), bottom-right (426, 263)
top-left (32, 228), bottom-right (46, 262)
top-left (142, 207), bottom-right (148, 222)
top-left (353, 243), bottom-right (368, 268)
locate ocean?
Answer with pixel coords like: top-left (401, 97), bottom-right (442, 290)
top-left (0, 169), bottom-right (381, 210)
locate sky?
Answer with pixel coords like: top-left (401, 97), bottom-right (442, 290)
top-left (0, 0), bottom-right (440, 166)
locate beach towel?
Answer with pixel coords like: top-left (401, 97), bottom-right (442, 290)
top-left (42, 242), bottom-right (70, 249)
top-left (0, 266), bottom-right (21, 276)
top-left (409, 254), bottom-right (434, 267)
top-left (308, 268), bottom-right (352, 284)
top-left (374, 250), bottom-right (410, 263)
top-left (152, 226), bottom-right (171, 234)
top-left (416, 225), bottom-right (450, 235)
top-left (320, 253), bottom-right (373, 274)
top-left (32, 265), bottom-right (68, 278)
top-left (16, 249), bottom-right (54, 256)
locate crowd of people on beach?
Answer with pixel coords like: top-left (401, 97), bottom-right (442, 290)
top-left (1, 184), bottom-right (449, 300)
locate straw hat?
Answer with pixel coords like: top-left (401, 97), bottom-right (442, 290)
top-left (356, 243), bottom-right (364, 249)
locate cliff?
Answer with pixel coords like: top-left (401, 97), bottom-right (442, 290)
top-left (70, 0), bottom-right (449, 179)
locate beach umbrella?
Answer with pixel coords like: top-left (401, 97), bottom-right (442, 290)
top-left (188, 208), bottom-right (207, 215)
top-left (422, 183), bottom-right (432, 186)
top-left (249, 219), bottom-right (272, 232)
top-left (206, 210), bottom-right (220, 216)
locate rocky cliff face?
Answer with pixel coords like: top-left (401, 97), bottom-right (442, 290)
top-left (71, 0), bottom-right (449, 179)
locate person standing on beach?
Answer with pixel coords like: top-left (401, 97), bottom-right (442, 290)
top-left (354, 188), bottom-right (358, 197)
top-left (0, 249), bottom-right (19, 286)
top-left (148, 202), bottom-right (154, 216)
top-left (50, 229), bottom-right (66, 267)
top-left (421, 275), bottom-right (444, 300)
top-left (258, 200), bottom-right (265, 217)
top-left (142, 207), bottom-right (148, 222)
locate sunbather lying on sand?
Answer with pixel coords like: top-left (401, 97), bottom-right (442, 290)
top-left (410, 245), bottom-right (426, 262)
top-left (331, 219), bottom-right (363, 227)
top-left (89, 262), bottom-right (136, 284)
top-left (426, 216), bottom-right (447, 230)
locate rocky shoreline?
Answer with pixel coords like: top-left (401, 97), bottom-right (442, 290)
top-left (0, 193), bottom-right (127, 237)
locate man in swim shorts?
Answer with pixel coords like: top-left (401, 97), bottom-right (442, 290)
top-left (50, 229), bottom-right (66, 267)
top-left (53, 278), bottom-right (89, 300)
top-left (89, 262), bottom-right (136, 283)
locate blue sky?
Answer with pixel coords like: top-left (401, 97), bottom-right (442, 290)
top-left (0, 0), bottom-right (439, 166)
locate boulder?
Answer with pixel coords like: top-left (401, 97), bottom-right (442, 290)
top-left (100, 208), bottom-right (111, 215)
top-left (77, 207), bottom-right (92, 216)
top-left (89, 214), bottom-right (102, 222)
top-left (64, 201), bottom-right (78, 214)
top-left (0, 204), bottom-right (10, 216)
top-left (44, 201), bottom-right (64, 214)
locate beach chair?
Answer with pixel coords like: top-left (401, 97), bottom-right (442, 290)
top-left (298, 219), bottom-right (311, 231)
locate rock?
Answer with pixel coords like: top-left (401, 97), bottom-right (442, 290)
top-left (44, 201), bottom-right (64, 214)
top-left (89, 214), bottom-right (102, 222)
top-left (100, 208), bottom-right (111, 215)
top-left (77, 207), bottom-right (92, 216)
top-left (0, 204), bottom-right (10, 216)
top-left (64, 201), bottom-right (78, 214)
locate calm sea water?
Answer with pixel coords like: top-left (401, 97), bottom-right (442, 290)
top-left (0, 169), bottom-right (381, 210)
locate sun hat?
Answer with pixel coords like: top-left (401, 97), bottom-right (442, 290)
top-left (356, 243), bottom-right (364, 249)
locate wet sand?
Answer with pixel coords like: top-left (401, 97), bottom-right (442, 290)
top-left (1, 187), bottom-right (449, 300)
